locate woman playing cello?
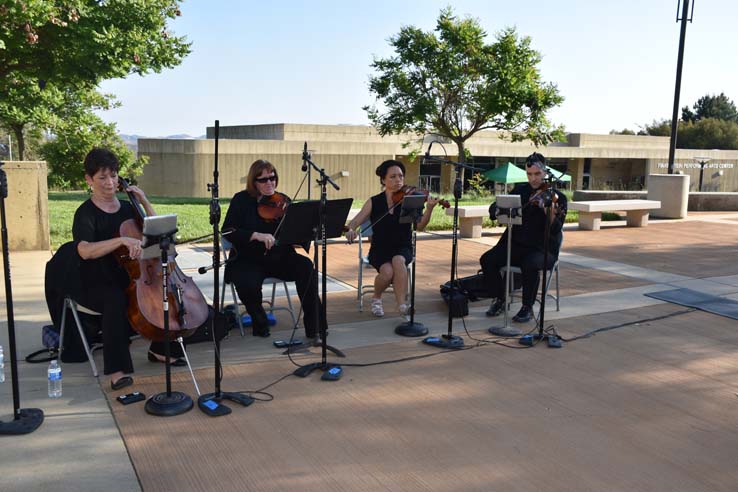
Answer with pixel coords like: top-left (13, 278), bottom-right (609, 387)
top-left (222, 159), bottom-right (325, 341)
top-left (344, 159), bottom-right (439, 317)
top-left (72, 148), bottom-right (185, 391)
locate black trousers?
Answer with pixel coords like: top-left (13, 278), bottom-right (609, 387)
top-left (479, 241), bottom-right (553, 308)
top-left (228, 249), bottom-right (325, 338)
top-left (77, 283), bottom-right (183, 376)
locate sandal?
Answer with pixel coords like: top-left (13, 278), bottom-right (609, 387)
top-left (370, 299), bottom-right (384, 317)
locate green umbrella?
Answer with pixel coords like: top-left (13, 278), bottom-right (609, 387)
top-left (548, 169), bottom-right (572, 182)
top-left (481, 162), bottom-right (528, 183)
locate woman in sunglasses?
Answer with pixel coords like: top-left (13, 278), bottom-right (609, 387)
top-left (223, 159), bottom-right (324, 341)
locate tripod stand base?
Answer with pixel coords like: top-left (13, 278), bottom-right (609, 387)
top-left (395, 321), bottom-right (428, 337)
top-left (422, 334), bottom-right (464, 349)
top-left (145, 391), bottom-right (193, 417)
top-left (0, 408), bottom-right (44, 435)
top-left (198, 391), bottom-right (254, 417)
top-left (488, 325), bottom-right (522, 337)
top-left (293, 362), bottom-right (343, 380)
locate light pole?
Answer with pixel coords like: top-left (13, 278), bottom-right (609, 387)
top-left (694, 156), bottom-right (711, 192)
top-left (667, 0), bottom-right (694, 174)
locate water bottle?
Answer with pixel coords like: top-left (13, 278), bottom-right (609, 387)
top-left (48, 359), bottom-right (62, 398)
top-left (0, 345), bottom-right (5, 383)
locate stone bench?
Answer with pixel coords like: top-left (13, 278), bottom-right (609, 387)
top-left (444, 205), bottom-right (489, 238)
top-left (569, 199), bottom-right (661, 231)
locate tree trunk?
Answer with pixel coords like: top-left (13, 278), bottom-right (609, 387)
top-left (11, 124), bottom-right (25, 161)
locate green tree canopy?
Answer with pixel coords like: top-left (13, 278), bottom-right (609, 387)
top-left (0, 0), bottom-right (189, 186)
top-left (681, 93), bottom-right (738, 124)
top-left (364, 8), bottom-right (563, 161)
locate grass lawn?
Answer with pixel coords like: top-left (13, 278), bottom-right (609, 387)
top-left (48, 190), bottom-right (615, 249)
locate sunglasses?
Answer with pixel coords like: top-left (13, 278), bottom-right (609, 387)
top-left (254, 175), bottom-right (277, 183)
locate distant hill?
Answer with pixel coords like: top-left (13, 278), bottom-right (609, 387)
top-left (119, 133), bottom-right (206, 153)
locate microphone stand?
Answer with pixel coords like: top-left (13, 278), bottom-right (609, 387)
top-left (293, 155), bottom-right (346, 381)
top-left (144, 229), bottom-right (194, 417)
top-left (423, 156), bottom-right (481, 349)
top-left (197, 120), bottom-right (254, 416)
top-left (302, 142), bottom-right (311, 200)
top-left (0, 161), bottom-right (44, 435)
top-left (533, 177), bottom-right (562, 347)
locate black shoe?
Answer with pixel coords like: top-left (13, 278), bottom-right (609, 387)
top-left (111, 376), bottom-right (133, 391)
top-left (485, 298), bottom-right (505, 317)
top-left (252, 326), bottom-right (271, 338)
top-left (148, 351), bottom-right (187, 367)
top-left (512, 305), bottom-right (533, 323)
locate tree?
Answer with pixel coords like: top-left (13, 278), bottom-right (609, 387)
top-left (41, 112), bottom-right (147, 189)
top-left (610, 128), bottom-right (636, 135)
top-left (364, 8), bottom-right (563, 164)
top-left (640, 119), bottom-right (672, 137)
top-left (681, 93), bottom-right (738, 123)
top-left (678, 118), bottom-right (738, 150)
top-left (0, 1), bottom-right (190, 160)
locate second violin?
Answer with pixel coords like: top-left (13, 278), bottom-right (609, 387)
top-left (392, 185), bottom-right (451, 209)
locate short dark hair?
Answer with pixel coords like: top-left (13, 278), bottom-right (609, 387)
top-left (84, 148), bottom-right (119, 177)
top-left (525, 152), bottom-right (546, 169)
top-left (375, 159), bottom-right (405, 182)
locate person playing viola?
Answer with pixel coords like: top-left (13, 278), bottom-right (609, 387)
top-left (72, 148), bottom-right (185, 391)
top-left (344, 159), bottom-right (439, 317)
top-left (222, 159), bottom-right (324, 341)
top-left (480, 152), bottom-right (568, 324)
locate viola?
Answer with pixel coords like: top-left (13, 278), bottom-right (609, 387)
top-left (114, 178), bottom-right (209, 342)
top-left (257, 191), bottom-right (291, 221)
top-left (391, 185), bottom-right (451, 209)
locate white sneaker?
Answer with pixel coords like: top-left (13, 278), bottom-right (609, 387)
top-left (398, 303), bottom-right (410, 321)
top-left (371, 299), bottom-right (384, 317)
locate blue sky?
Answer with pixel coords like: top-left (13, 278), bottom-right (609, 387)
top-left (98, 0), bottom-right (738, 137)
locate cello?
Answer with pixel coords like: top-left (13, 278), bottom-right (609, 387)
top-left (114, 178), bottom-right (209, 342)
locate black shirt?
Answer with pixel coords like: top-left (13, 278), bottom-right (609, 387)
top-left (498, 183), bottom-right (568, 256)
top-left (72, 199), bottom-right (135, 287)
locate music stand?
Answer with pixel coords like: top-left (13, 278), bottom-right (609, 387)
top-left (488, 195), bottom-right (523, 337)
top-left (278, 199), bottom-right (352, 375)
top-left (395, 195), bottom-right (428, 337)
top-left (141, 214), bottom-right (193, 417)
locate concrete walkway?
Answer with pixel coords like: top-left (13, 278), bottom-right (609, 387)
top-left (2, 213), bottom-right (738, 491)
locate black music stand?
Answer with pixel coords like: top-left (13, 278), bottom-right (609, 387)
top-left (395, 194), bottom-right (428, 337)
top-left (488, 195), bottom-right (523, 337)
top-left (284, 194), bottom-right (352, 381)
top-left (141, 215), bottom-right (193, 417)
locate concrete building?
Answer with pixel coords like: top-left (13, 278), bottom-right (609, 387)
top-left (137, 123), bottom-right (738, 200)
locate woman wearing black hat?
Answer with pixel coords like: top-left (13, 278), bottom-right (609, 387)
top-left (344, 159), bottom-right (439, 317)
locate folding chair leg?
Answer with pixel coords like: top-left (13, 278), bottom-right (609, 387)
top-left (229, 284), bottom-right (245, 337)
top-left (178, 337), bottom-right (200, 397)
top-left (282, 282), bottom-right (297, 326)
top-left (67, 300), bottom-right (99, 377)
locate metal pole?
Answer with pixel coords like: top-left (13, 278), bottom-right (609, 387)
top-left (667, 0), bottom-right (692, 174)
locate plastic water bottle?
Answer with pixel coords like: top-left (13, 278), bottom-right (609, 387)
top-left (0, 345), bottom-right (5, 383)
top-left (48, 359), bottom-right (62, 398)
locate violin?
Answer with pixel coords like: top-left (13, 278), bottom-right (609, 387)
top-left (257, 191), bottom-right (291, 221)
top-left (391, 185), bottom-right (451, 209)
top-left (114, 178), bottom-right (209, 342)
top-left (528, 183), bottom-right (557, 209)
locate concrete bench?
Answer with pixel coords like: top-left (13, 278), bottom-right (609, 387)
top-left (569, 199), bottom-right (661, 231)
top-left (444, 205), bottom-right (489, 238)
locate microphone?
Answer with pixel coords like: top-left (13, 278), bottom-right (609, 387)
top-left (425, 141), bottom-right (434, 160)
top-left (301, 142), bottom-right (309, 171)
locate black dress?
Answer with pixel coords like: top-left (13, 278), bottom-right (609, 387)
top-left (367, 192), bottom-right (413, 271)
top-left (70, 199), bottom-right (182, 375)
top-left (222, 191), bottom-right (324, 338)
